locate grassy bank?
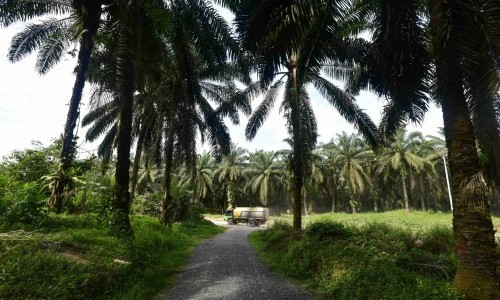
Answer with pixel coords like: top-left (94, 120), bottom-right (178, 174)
top-left (268, 210), bottom-right (500, 242)
top-left (249, 211), bottom-right (475, 300)
top-left (0, 214), bottom-right (223, 299)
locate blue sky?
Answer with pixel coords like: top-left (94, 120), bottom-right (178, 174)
top-left (0, 18), bottom-right (444, 158)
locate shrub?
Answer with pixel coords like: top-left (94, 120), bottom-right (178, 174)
top-left (249, 216), bottom-right (461, 300)
top-left (131, 193), bottom-right (161, 218)
top-left (180, 203), bottom-right (205, 224)
top-left (304, 221), bottom-right (351, 241)
top-left (417, 226), bottom-right (454, 255)
top-left (396, 249), bottom-right (456, 280)
top-left (2, 182), bottom-right (49, 226)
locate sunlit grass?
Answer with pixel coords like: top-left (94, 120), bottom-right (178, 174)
top-left (0, 214), bottom-right (223, 299)
top-left (270, 209), bottom-right (500, 231)
top-left (249, 212), bottom-right (465, 300)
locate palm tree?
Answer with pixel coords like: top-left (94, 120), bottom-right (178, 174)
top-left (243, 151), bottom-right (281, 206)
top-left (106, 0), bottom-right (248, 226)
top-left (216, 147), bottom-right (247, 208)
top-left (0, 0), bottom-right (111, 212)
top-left (180, 152), bottom-right (215, 203)
top-left (334, 132), bottom-right (372, 213)
top-left (320, 139), bottom-right (343, 212)
top-left (111, 0), bottom-right (144, 235)
top-left (426, 1), bottom-right (499, 297)
top-left (303, 152), bottom-right (326, 215)
top-left (375, 130), bottom-right (434, 214)
top-left (352, 0), bottom-right (499, 297)
top-left (227, 0), bottom-right (379, 230)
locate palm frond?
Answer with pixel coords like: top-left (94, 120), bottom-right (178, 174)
top-left (0, 0), bottom-right (72, 27)
top-left (313, 76), bottom-right (379, 148)
top-left (245, 79), bottom-right (284, 140)
top-left (35, 30), bottom-right (68, 74)
top-left (8, 17), bottom-right (71, 64)
top-left (97, 123), bottom-right (117, 159)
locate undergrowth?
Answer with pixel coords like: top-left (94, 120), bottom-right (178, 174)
top-left (249, 218), bottom-right (462, 300)
top-left (0, 214), bottom-right (223, 299)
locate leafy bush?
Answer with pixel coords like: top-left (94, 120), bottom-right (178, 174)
top-left (131, 193), bottom-right (161, 217)
top-left (417, 226), bottom-right (454, 255)
top-left (249, 219), bottom-right (460, 300)
top-left (304, 221), bottom-right (351, 241)
top-left (2, 183), bottom-right (49, 226)
top-left (180, 203), bottom-right (205, 225)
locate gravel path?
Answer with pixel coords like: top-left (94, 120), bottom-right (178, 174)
top-left (159, 222), bottom-right (314, 300)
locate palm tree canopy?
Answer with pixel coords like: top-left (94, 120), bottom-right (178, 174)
top-left (243, 151), bottom-right (282, 205)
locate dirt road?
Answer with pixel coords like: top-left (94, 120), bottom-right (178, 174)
top-left (158, 222), bottom-right (313, 300)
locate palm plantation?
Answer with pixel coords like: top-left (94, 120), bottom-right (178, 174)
top-left (376, 130), bottom-right (434, 214)
top-left (226, 0), bottom-right (379, 230)
top-left (0, 0), bottom-right (498, 299)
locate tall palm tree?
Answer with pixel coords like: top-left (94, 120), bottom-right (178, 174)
top-left (228, 0), bottom-right (379, 230)
top-left (111, 0), bottom-right (144, 235)
top-left (375, 130), bottom-right (434, 214)
top-left (303, 152), bottom-right (326, 215)
top-left (243, 151), bottom-right (281, 206)
top-left (0, 0), bottom-right (110, 212)
top-left (352, 0), bottom-right (499, 297)
top-left (180, 152), bottom-right (215, 203)
top-left (320, 139), bottom-right (343, 212)
top-left (427, 1), bottom-right (499, 297)
top-left (216, 147), bottom-right (247, 208)
top-left (335, 132), bottom-right (372, 213)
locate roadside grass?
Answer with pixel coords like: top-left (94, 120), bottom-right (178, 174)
top-left (270, 210), bottom-right (500, 241)
top-left (248, 211), bottom-right (483, 300)
top-left (0, 214), bottom-right (223, 299)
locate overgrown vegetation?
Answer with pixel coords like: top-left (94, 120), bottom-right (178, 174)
top-left (0, 0), bottom-right (498, 298)
top-left (249, 213), bottom-right (464, 300)
top-left (0, 214), bottom-right (223, 299)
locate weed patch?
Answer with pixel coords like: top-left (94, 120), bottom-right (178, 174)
top-left (249, 215), bottom-right (461, 300)
top-left (0, 214), bottom-right (223, 299)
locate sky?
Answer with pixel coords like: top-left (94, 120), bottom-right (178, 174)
top-left (0, 15), bottom-right (445, 158)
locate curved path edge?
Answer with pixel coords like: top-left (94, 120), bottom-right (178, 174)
top-left (157, 222), bottom-right (314, 300)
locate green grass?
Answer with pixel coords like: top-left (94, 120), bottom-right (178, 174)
top-left (0, 214), bottom-right (224, 299)
top-left (270, 210), bottom-right (500, 241)
top-left (248, 211), bottom-right (479, 300)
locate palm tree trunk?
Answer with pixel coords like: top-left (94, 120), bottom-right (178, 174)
top-left (402, 176), bottom-right (410, 214)
top-left (428, 1), bottom-right (498, 297)
top-left (111, 3), bottom-right (138, 236)
top-left (330, 185), bottom-right (336, 213)
top-left (226, 182), bottom-right (234, 208)
top-left (420, 195), bottom-right (426, 211)
top-left (292, 175), bottom-right (303, 231)
top-left (441, 86), bottom-right (497, 299)
top-left (130, 127), bottom-right (144, 201)
top-left (161, 129), bottom-right (174, 226)
top-left (302, 188), bottom-right (308, 216)
top-left (50, 1), bottom-right (102, 213)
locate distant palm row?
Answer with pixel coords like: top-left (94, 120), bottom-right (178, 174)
top-left (140, 130), bottom-right (454, 217)
top-left (1, 1), bottom-right (498, 299)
